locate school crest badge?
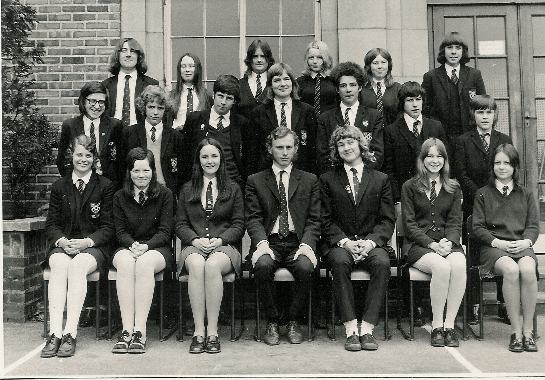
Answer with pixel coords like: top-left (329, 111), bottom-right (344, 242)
top-left (362, 132), bottom-right (373, 146)
top-left (90, 202), bottom-right (101, 219)
top-left (171, 157), bottom-right (178, 172)
top-left (468, 89), bottom-right (476, 99)
top-left (345, 184), bottom-right (352, 195)
top-left (109, 142), bottom-right (117, 160)
top-left (200, 123), bottom-right (205, 131)
top-left (300, 130), bottom-right (307, 146)
top-left (361, 120), bottom-right (369, 127)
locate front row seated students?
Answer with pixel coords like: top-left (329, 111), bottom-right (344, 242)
top-left (317, 61), bottom-right (383, 174)
top-left (401, 138), bottom-right (465, 348)
top-left (320, 126), bottom-right (395, 352)
top-left (472, 144), bottom-right (539, 353)
top-left (176, 138), bottom-right (245, 354)
top-left (42, 135), bottom-right (115, 358)
top-left (250, 62), bottom-right (318, 175)
top-left (111, 147), bottom-right (173, 354)
top-left (182, 74), bottom-right (253, 187)
top-left (124, 85), bottom-right (184, 201)
top-left (245, 127), bottom-right (321, 345)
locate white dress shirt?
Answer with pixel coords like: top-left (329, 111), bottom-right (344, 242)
top-left (83, 115), bottom-right (101, 153)
top-left (445, 63), bottom-right (460, 79)
top-left (209, 108), bottom-right (231, 129)
top-left (371, 79), bottom-right (384, 95)
top-left (173, 84), bottom-right (200, 128)
top-left (114, 70), bottom-right (137, 125)
top-left (495, 179), bottom-right (513, 196)
top-left (271, 163), bottom-right (295, 233)
top-left (201, 177), bottom-right (218, 209)
top-left (248, 71), bottom-right (267, 98)
top-left (340, 100), bottom-right (359, 127)
top-left (144, 120), bottom-right (163, 141)
top-left (273, 98), bottom-right (292, 130)
top-left (404, 113), bottom-right (423, 134)
top-left (133, 185), bottom-right (149, 203)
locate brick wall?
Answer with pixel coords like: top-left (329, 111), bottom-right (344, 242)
top-left (2, 0), bottom-right (122, 218)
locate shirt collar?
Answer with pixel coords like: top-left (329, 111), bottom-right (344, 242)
top-left (182, 83), bottom-right (194, 91)
top-left (429, 176), bottom-right (442, 186)
top-left (72, 170), bottom-right (92, 185)
top-left (404, 113), bottom-right (423, 127)
top-left (210, 107), bottom-right (230, 123)
top-left (495, 179), bottom-right (513, 193)
top-left (476, 127), bottom-right (491, 137)
top-left (274, 97), bottom-right (292, 108)
top-left (272, 162), bottom-right (293, 177)
top-left (203, 176), bottom-right (217, 190)
top-left (372, 78), bottom-right (384, 90)
top-left (82, 114), bottom-right (100, 125)
top-left (445, 63), bottom-right (460, 75)
top-left (250, 71), bottom-right (265, 80)
top-left (310, 72), bottom-right (324, 79)
top-left (118, 70), bottom-right (136, 80)
top-left (145, 120), bottom-right (163, 132)
top-left (134, 185), bottom-right (149, 198)
top-left (340, 100), bottom-right (359, 114)
top-left (344, 162), bottom-right (364, 176)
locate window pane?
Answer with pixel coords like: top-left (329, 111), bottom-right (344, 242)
top-left (444, 17), bottom-right (474, 56)
top-left (244, 37), bottom-right (280, 63)
top-left (171, 38), bottom-right (204, 79)
top-left (534, 58), bottom-right (545, 97)
top-left (537, 99), bottom-right (545, 140)
top-left (246, 0), bottom-right (279, 35)
top-left (206, 38), bottom-right (240, 79)
top-left (171, 0), bottom-right (203, 36)
top-left (479, 58), bottom-right (508, 98)
top-left (476, 17), bottom-right (506, 56)
top-left (283, 0), bottom-right (314, 35)
top-left (495, 99), bottom-right (510, 136)
top-left (281, 36), bottom-right (315, 75)
top-left (206, 0), bottom-right (239, 36)
top-left (532, 16), bottom-right (545, 56)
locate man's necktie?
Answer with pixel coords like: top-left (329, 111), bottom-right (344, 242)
top-left (280, 103), bottom-right (288, 128)
top-left (430, 180), bottom-right (437, 204)
top-left (121, 75), bottom-right (131, 127)
top-left (150, 126), bottom-right (156, 143)
top-left (313, 75), bottom-right (321, 116)
top-left (502, 185), bottom-right (509, 197)
top-left (187, 88), bottom-right (194, 113)
top-left (480, 133), bottom-right (490, 152)
top-left (376, 82), bottom-right (384, 118)
top-left (217, 115), bottom-right (224, 130)
top-left (344, 107), bottom-right (351, 127)
top-left (205, 181), bottom-right (213, 218)
top-left (413, 120), bottom-right (420, 138)
top-left (451, 69), bottom-right (459, 85)
top-left (89, 122), bottom-right (96, 148)
top-left (278, 171), bottom-right (289, 238)
top-left (77, 179), bottom-right (85, 195)
top-left (350, 167), bottom-right (359, 202)
top-left (138, 190), bottom-right (146, 205)
top-left (255, 74), bottom-right (263, 99)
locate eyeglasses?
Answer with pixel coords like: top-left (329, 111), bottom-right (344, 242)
top-left (119, 48), bottom-right (137, 54)
top-left (86, 98), bottom-right (106, 107)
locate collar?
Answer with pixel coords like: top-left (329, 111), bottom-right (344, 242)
top-left (272, 163), bottom-right (293, 177)
top-left (310, 72), bottom-right (324, 79)
top-left (444, 63), bottom-right (460, 75)
top-left (182, 83), bottom-right (194, 91)
top-left (118, 70), bottom-right (137, 80)
top-left (372, 78), bottom-right (384, 90)
top-left (429, 176), bottom-right (442, 186)
top-left (476, 127), bottom-right (492, 137)
top-left (249, 71), bottom-right (265, 80)
top-left (274, 97), bottom-right (292, 108)
top-left (210, 107), bottom-right (230, 123)
top-left (134, 185), bottom-right (149, 198)
top-left (145, 120), bottom-right (163, 132)
top-left (203, 176), bottom-right (217, 190)
top-left (495, 179), bottom-right (513, 193)
top-left (72, 170), bottom-right (92, 185)
top-left (344, 162), bottom-right (364, 176)
top-left (340, 100), bottom-right (359, 114)
top-left (404, 113), bottom-right (423, 127)
top-left (82, 114), bottom-right (100, 126)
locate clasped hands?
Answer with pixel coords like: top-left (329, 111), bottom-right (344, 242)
top-left (428, 238), bottom-right (453, 257)
top-left (343, 239), bottom-right (374, 264)
top-left (129, 241), bottom-right (149, 259)
top-left (493, 239), bottom-right (531, 254)
top-left (59, 238), bottom-right (91, 255)
top-left (251, 241), bottom-right (316, 267)
top-left (192, 237), bottom-right (223, 256)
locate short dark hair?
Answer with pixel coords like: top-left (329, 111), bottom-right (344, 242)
top-left (135, 85), bottom-right (171, 116)
top-left (244, 39), bottom-right (275, 75)
top-left (437, 32), bottom-right (470, 65)
top-left (397, 81), bottom-right (426, 112)
top-left (330, 62), bottom-right (366, 88)
top-left (363, 48), bottom-right (394, 87)
top-left (469, 94), bottom-right (499, 127)
top-left (265, 127), bottom-right (299, 162)
top-left (213, 74), bottom-right (240, 103)
top-left (123, 147), bottom-right (160, 198)
top-left (491, 143), bottom-right (520, 185)
top-left (78, 81), bottom-right (108, 116)
top-left (109, 37), bottom-right (148, 75)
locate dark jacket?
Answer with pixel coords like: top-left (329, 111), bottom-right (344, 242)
top-left (234, 74), bottom-right (269, 120)
top-left (360, 81), bottom-right (402, 127)
top-left (296, 74), bottom-right (337, 115)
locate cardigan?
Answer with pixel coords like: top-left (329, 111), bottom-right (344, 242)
top-left (296, 74), bottom-right (337, 116)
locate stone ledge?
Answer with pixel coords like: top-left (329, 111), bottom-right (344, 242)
top-left (3, 217), bottom-right (46, 232)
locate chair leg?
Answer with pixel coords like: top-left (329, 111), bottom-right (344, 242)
top-left (409, 281), bottom-right (414, 340)
top-left (43, 279), bottom-right (49, 338)
top-left (230, 281), bottom-right (236, 342)
top-left (178, 281), bottom-right (183, 342)
top-left (108, 280), bottom-right (112, 339)
top-left (329, 281), bottom-right (336, 341)
top-left (95, 280), bottom-right (100, 340)
top-left (384, 290), bottom-right (390, 341)
top-left (307, 281), bottom-right (313, 342)
top-left (159, 280), bottom-right (164, 341)
top-left (255, 281), bottom-right (261, 342)
top-left (463, 293), bottom-right (468, 340)
top-left (478, 279), bottom-right (484, 340)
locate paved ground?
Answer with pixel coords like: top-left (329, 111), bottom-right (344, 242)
top-left (2, 314), bottom-right (545, 378)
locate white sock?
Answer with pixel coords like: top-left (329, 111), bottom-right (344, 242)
top-left (443, 320), bottom-right (454, 329)
top-left (344, 319), bottom-right (358, 337)
top-left (431, 320), bottom-right (444, 330)
top-left (359, 320), bottom-right (374, 336)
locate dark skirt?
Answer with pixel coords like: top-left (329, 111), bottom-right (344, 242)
top-left (479, 246), bottom-right (538, 278)
top-left (113, 245), bottom-right (173, 271)
top-left (178, 245), bottom-right (241, 277)
top-left (406, 244), bottom-right (465, 266)
top-left (43, 246), bottom-right (108, 271)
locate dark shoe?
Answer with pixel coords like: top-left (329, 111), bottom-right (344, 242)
top-left (286, 321), bottom-right (303, 344)
top-left (360, 333), bottom-right (378, 351)
top-left (414, 306), bottom-right (425, 327)
top-left (189, 335), bottom-right (205, 354)
top-left (430, 327), bottom-right (445, 347)
top-left (523, 335), bottom-right (538, 352)
top-left (508, 333), bottom-right (523, 353)
top-left (344, 333), bottom-right (362, 351)
top-left (468, 304), bottom-right (479, 326)
top-left (56, 333), bottom-right (77, 357)
top-left (205, 335), bottom-right (221, 354)
top-left (128, 331), bottom-right (146, 354)
top-left (444, 328), bottom-right (459, 347)
top-left (112, 330), bottom-right (131, 354)
top-left (263, 322), bottom-right (280, 346)
top-left (498, 303), bottom-right (510, 325)
top-left (40, 334), bottom-right (61, 358)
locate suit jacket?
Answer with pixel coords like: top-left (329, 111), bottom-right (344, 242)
top-left (123, 123), bottom-right (184, 197)
top-left (383, 116), bottom-right (446, 202)
top-left (250, 99), bottom-right (318, 174)
top-left (400, 177), bottom-right (462, 253)
top-left (245, 167), bottom-right (321, 257)
top-left (319, 166), bottom-right (395, 253)
top-left (454, 129), bottom-right (512, 214)
top-left (360, 81), bottom-right (401, 127)
top-left (317, 104), bottom-right (384, 174)
top-left (175, 181), bottom-right (245, 246)
top-left (101, 74), bottom-right (159, 125)
top-left (181, 110), bottom-right (254, 184)
top-left (422, 65), bottom-right (485, 135)
top-left (234, 75), bottom-right (269, 120)
top-left (296, 74), bottom-right (337, 115)
top-left (46, 173), bottom-right (115, 253)
top-left (56, 115), bottom-right (125, 188)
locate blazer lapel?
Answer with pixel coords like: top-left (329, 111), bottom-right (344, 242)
top-left (288, 169), bottom-right (301, 201)
top-left (265, 103), bottom-right (278, 128)
top-left (291, 101), bottom-right (303, 132)
top-left (265, 169), bottom-right (280, 200)
top-left (398, 118), bottom-right (419, 153)
top-left (107, 77), bottom-right (118, 115)
top-left (334, 107), bottom-right (344, 128)
top-left (135, 75), bottom-right (144, 100)
top-left (98, 116), bottom-right (111, 154)
top-left (437, 66), bottom-right (451, 98)
top-left (337, 168), bottom-right (355, 205)
top-left (161, 127), bottom-right (173, 161)
top-left (81, 173), bottom-right (98, 209)
top-left (355, 167), bottom-right (370, 206)
top-left (137, 124), bottom-right (147, 148)
top-left (75, 115), bottom-right (85, 136)
top-left (458, 66), bottom-right (469, 95)
top-left (200, 110), bottom-right (212, 136)
top-left (470, 130), bottom-right (487, 155)
top-left (354, 104), bottom-right (366, 129)
top-left (229, 114), bottom-right (242, 162)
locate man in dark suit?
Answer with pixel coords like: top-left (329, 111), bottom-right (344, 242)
top-left (102, 38), bottom-right (158, 128)
top-left (245, 127), bottom-right (321, 345)
top-left (422, 32), bottom-right (486, 150)
top-left (317, 62), bottom-right (383, 174)
top-left (182, 74), bottom-right (255, 186)
top-left (57, 82), bottom-right (124, 188)
top-left (320, 126), bottom-right (394, 352)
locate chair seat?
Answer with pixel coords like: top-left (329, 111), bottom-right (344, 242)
top-left (328, 267), bottom-right (398, 281)
top-left (43, 267), bottom-right (100, 282)
top-left (408, 267), bottom-right (431, 281)
top-left (178, 271), bottom-right (236, 283)
top-left (108, 268), bottom-right (163, 281)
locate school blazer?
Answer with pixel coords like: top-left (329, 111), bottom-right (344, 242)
top-left (400, 177), bottom-right (462, 253)
top-left (123, 123), bottom-right (184, 197)
top-left (101, 74), bottom-right (159, 125)
top-left (46, 173), bottom-right (115, 252)
top-left (319, 166), bottom-right (395, 253)
top-left (234, 75), bottom-right (269, 120)
top-left (56, 115), bottom-right (125, 188)
top-left (454, 129), bottom-right (512, 212)
top-left (317, 104), bottom-right (384, 174)
top-left (360, 81), bottom-right (402, 127)
top-left (175, 181), bottom-right (245, 246)
top-left (181, 110), bottom-right (254, 184)
top-left (422, 65), bottom-right (486, 135)
top-left (245, 167), bottom-right (321, 256)
top-left (383, 116), bottom-right (447, 202)
top-left (249, 99), bottom-right (318, 174)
